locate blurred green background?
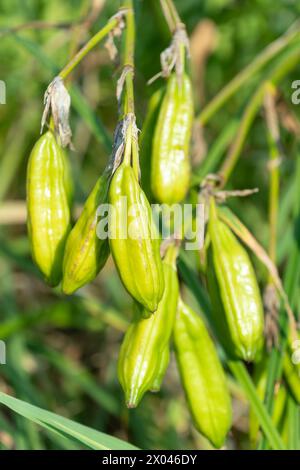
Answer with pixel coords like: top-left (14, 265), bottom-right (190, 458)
top-left (0, 0), bottom-right (299, 450)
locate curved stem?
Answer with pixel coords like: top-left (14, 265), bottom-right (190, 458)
top-left (160, 0), bottom-right (181, 33)
top-left (197, 22), bottom-right (300, 125)
top-left (264, 84), bottom-right (280, 271)
top-left (218, 45), bottom-right (300, 186)
top-left (165, 0), bottom-right (181, 29)
top-left (59, 15), bottom-right (120, 80)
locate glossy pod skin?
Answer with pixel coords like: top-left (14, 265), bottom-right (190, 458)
top-left (151, 73), bottom-right (193, 204)
top-left (139, 88), bottom-right (165, 201)
top-left (109, 162), bottom-right (164, 312)
top-left (174, 300), bottom-right (232, 448)
top-left (62, 172), bottom-right (110, 294)
top-left (27, 131), bottom-right (71, 286)
top-left (150, 346), bottom-right (170, 392)
top-left (118, 245), bottom-right (179, 407)
top-left (207, 199), bottom-right (264, 362)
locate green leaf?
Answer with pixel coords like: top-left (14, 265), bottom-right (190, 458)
top-left (0, 392), bottom-right (138, 450)
top-left (191, 119), bottom-right (239, 186)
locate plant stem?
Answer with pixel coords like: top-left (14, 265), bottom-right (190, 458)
top-left (191, 119), bottom-right (239, 186)
top-left (160, 0), bottom-right (181, 33)
top-left (197, 22), bottom-right (300, 125)
top-left (264, 84), bottom-right (280, 274)
top-left (59, 15), bottom-right (121, 80)
top-left (160, 0), bottom-right (175, 33)
top-left (218, 45), bottom-right (300, 186)
top-left (228, 361), bottom-right (285, 450)
top-left (120, 0), bottom-right (139, 178)
top-left (165, 0), bottom-right (181, 28)
top-left (122, 0), bottom-right (135, 116)
top-left (260, 149), bottom-right (300, 450)
top-left (254, 85), bottom-right (282, 451)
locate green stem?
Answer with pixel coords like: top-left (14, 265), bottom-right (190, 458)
top-left (59, 15), bottom-right (120, 80)
top-left (164, 242), bottom-right (179, 267)
top-left (191, 119), bottom-right (239, 186)
top-left (165, 0), bottom-right (181, 28)
top-left (218, 45), bottom-right (300, 186)
top-left (264, 84), bottom-right (280, 274)
top-left (228, 361), bottom-right (285, 450)
top-left (260, 149), bottom-right (300, 450)
top-left (121, 0), bottom-right (139, 178)
top-left (197, 22), bottom-right (300, 125)
top-left (160, 0), bottom-right (181, 33)
top-left (122, 0), bottom-right (135, 116)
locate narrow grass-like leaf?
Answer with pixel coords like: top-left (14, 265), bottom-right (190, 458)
top-left (0, 392), bottom-right (138, 450)
top-left (31, 342), bottom-right (120, 416)
top-left (191, 119), bottom-right (239, 186)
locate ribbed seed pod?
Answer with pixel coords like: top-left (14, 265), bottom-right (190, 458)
top-left (207, 199), bottom-right (264, 362)
top-left (62, 171), bottom-right (110, 294)
top-left (150, 346), bottom-right (170, 392)
top-left (109, 162), bottom-right (164, 312)
top-left (118, 244), bottom-right (179, 407)
top-left (151, 73), bottom-right (193, 204)
top-left (139, 87), bottom-right (165, 201)
top-left (27, 131), bottom-right (72, 286)
top-left (174, 300), bottom-right (232, 448)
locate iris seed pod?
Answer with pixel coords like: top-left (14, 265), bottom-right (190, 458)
top-left (151, 73), bottom-right (193, 204)
top-left (62, 171), bottom-right (110, 294)
top-left (118, 244), bottom-right (179, 407)
top-left (109, 162), bottom-right (164, 312)
top-left (174, 300), bottom-right (232, 448)
top-left (207, 199), bottom-right (264, 362)
top-left (139, 87), bottom-right (165, 201)
top-left (27, 131), bottom-right (72, 286)
top-left (150, 346), bottom-right (170, 392)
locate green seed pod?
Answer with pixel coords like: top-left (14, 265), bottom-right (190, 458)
top-left (27, 131), bottom-right (72, 286)
top-left (139, 87), bottom-right (165, 201)
top-left (151, 73), bottom-right (193, 204)
top-left (118, 245), bottom-right (179, 407)
top-left (150, 346), bottom-right (170, 392)
top-left (207, 199), bottom-right (264, 362)
top-left (63, 147), bottom-right (74, 207)
top-left (109, 162), bottom-right (164, 312)
top-left (174, 300), bottom-right (232, 448)
top-left (62, 171), bottom-right (110, 295)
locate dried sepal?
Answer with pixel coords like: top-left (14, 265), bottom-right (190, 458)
top-left (148, 25), bottom-right (190, 84)
top-left (41, 76), bottom-right (73, 149)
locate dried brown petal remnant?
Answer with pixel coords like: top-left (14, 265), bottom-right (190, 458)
top-left (41, 76), bottom-right (73, 149)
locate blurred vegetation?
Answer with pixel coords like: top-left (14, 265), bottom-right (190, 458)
top-left (0, 0), bottom-right (299, 450)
